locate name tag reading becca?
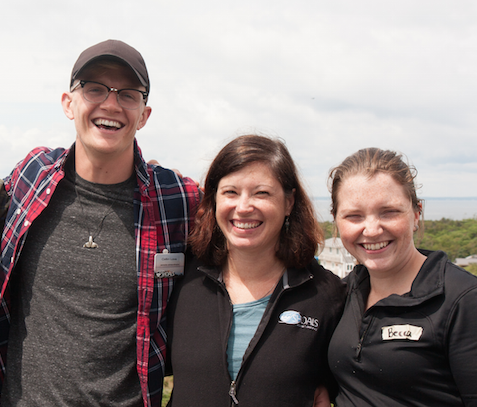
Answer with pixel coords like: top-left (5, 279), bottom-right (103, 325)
top-left (154, 252), bottom-right (185, 278)
top-left (382, 324), bottom-right (423, 341)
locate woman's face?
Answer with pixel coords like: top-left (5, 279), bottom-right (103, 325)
top-left (335, 172), bottom-right (420, 276)
top-left (215, 162), bottom-right (294, 257)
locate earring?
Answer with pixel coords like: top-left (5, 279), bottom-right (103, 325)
top-left (285, 216), bottom-right (290, 233)
top-left (414, 224), bottom-right (419, 232)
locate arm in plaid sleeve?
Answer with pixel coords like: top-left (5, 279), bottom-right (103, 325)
top-left (0, 180), bottom-right (9, 234)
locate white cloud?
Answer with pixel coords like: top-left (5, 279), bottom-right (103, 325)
top-left (0, 0), bottom-right (476, 198)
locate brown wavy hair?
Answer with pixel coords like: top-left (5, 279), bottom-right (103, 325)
top-left (189, 135), bottom-right (323, 268)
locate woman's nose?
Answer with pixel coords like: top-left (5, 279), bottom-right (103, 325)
top-left (362, 217), bottom-right (383, 237)
top-left (236, 195), bottom-right (253, 213)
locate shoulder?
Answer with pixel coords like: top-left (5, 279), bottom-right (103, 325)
top-left (306, 259), bottom-right (348, 300)
top-left (147, 165), bottom-right (199, 196)
top-left (5, 146), bottom-right (67, 190)
top-left (13, 146), bottom-right (65, 170)
top-left (133, 141), bottom-right (199, 197)
top-left (182, 254), bottom-right (219, 283)
top-left (416, 251), bottom-right (477, 321)
top-left (148, 164), bottom-right (181, 182)
top-left (422, 250), bottom-right (477, 295)
top-left (290, 261), bottom-right (347, 328)
top-left (338, 264), bottom-right (368, 293)
top-left (19, 146), bottom-right (66, 166)
top-left (183, 253), bottom-right (204, 277)
top-left (169, 254), bottom-right (217, 308)
top-left (144, 165), bottom-right (200, 219)
top-left (443, 259), bottom-right (477, 298)
top-left (307, 258), bottom-right (343, 282)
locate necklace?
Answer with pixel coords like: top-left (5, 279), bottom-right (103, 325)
top-left (262, 283), bottom-right (276, 298)
top-left (261, 266), bottom-right (286, 298)
top-left (74, 183), bottom-right (115, 249)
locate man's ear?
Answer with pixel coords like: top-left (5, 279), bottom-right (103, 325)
top-left (137, 106), bottom-right (152, 131)
top-left (61, 92), bottom-right (75, 120)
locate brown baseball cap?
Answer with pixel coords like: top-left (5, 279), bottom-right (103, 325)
top-left (70, 39), bottom-right (150, 93)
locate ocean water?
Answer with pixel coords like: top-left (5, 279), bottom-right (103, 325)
top-left (314, 197), bottom-right (477, 222)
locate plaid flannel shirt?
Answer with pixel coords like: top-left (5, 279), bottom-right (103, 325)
top-left (0, 141), bottom-right (200, 407)
top-left (0, 181), bottom-right (8, 234)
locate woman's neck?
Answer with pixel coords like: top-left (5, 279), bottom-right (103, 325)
top-left (223, 251), bottom-right (286, 304)
top-left (366, 248), bottom-right (427, 309)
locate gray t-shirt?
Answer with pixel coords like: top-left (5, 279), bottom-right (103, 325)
top-left (2, 158), bottom-right (142, 406)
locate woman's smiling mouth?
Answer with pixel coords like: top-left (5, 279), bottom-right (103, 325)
top-left (361, 241), bottom-right (390, 251)
top-left (232, 220), bottom-right (262, 230)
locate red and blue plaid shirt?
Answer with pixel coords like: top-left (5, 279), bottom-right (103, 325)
top-left (0, 140), bottom-right (200, 406)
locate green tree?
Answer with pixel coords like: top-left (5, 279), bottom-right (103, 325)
top-left (320, 221), bottom-right (335, 240)
top-left (420, 218), bottom-right (477, 261)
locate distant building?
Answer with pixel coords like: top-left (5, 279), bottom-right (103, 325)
top-left (319, 238), bottom-right (356, 279)
top-left (455, 255), bottom-right (477, 268)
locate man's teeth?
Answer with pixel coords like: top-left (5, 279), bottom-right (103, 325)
top-left (363, 242), bottom-right (389, 251)
top-left (94, 119), bottom-right (121, 128)
top-left (233, 221), bottom-right (261, 229)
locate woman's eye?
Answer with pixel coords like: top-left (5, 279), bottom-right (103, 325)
top-left (344, 214), bottom-right (362, 221)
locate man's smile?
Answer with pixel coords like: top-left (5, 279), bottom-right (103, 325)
top-left (93, 118), bottom-right (123, 130)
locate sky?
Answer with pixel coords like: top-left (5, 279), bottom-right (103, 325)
top-left (1, 0), bottom-right (476, 200)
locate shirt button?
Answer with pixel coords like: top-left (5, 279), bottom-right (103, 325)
top-left (46, 188), bottom-right (51, 194)
top-left (16, 209), bottom-right (21, 215)
top-left (24, 220), bottom-right (30, 227)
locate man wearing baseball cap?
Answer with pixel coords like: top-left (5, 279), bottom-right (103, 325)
top-left (0, 40), bottom-right (200, 406)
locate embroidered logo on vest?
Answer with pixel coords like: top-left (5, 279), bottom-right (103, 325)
top-left (279, 310), bottom-right (319, 331)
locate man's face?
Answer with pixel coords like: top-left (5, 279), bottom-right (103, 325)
top-left (62, 62), bottom-right (151, 162)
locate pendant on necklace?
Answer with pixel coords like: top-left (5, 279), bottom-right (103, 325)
top-left (83, 236), bottom-right (98, 249)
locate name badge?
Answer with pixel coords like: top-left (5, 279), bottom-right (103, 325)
top-left (382, 324), bottom-right (423, 341)
top-left (154, 251), bottom-right (185, 278)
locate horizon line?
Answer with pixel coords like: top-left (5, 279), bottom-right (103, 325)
top-left (312, 196), bottom-right (477, 200)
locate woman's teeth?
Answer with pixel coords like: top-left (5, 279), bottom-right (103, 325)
top-left (233, 221), bottom-right (261, 229)
top-left (363, 241), bottom-right (389, 251)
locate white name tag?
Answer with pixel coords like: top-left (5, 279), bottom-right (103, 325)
top-left (154, 252), bottom-right (185, 278)
top-left (382, 324), bottom-right (423, 341)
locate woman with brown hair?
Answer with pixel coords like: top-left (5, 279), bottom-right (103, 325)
top-left (166, 135), bottom-right (346, 407)
top-left (327, 148), bottom-right (477, 406)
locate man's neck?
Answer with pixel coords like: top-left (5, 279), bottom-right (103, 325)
top-left (74, 144), bottom-right (135, 185)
